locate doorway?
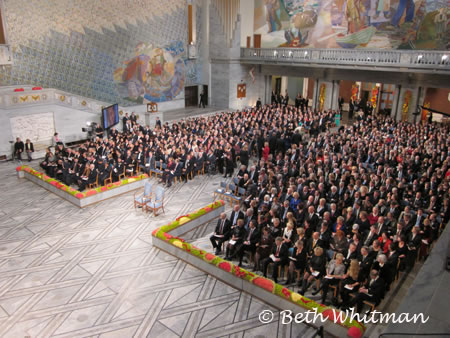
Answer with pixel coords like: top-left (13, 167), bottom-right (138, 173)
top-left (185, 86), bottom-right (198, 107)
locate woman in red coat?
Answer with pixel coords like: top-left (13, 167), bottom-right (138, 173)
top-left (262, 142), bottom-right (270, 161)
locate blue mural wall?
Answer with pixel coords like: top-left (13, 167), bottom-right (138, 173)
top-left (0, 0), bottom-right (202, 106)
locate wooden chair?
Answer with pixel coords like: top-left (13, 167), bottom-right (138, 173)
top-left (145, 186), bottom-right (165, 216)
top-left (118, 167), bottom-right (126, 180)
top-left (197, 163), bottom-right (205, 176)
top-left (363, 300), bottom-right (376, 312)
top-left (88, 174), bottom-right (99, 189)
top-left (134, 181), bottom-right (152, 211)
top-left (104, 171), bottom-right (113, 185)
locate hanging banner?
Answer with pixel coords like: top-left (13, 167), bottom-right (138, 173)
top-left (370, 85), bottom-right (379, 109)
top-left (402, 90), bottom-right (412, 121)
top-left (351, 84), bottom-right (359, 101)
top-left (422, 101), bottom-right (430, 121)
top-left (319, 83), bottom-right (326, 111)
top-left (237, 83), bottom-right (246, 99)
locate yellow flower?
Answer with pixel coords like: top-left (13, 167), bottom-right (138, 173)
top-left (179, 217), bottom-right (191, 225)
top-left (172, 240), bottom-right (183, 248)
top-left (291, 292), bottom-right (301, 303)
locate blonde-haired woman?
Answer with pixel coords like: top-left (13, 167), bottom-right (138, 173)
top-left (339, 259), bottom-right (361, 309)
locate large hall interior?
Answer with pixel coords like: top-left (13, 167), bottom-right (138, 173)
top-left (0, 0), bottom-right (449, 337)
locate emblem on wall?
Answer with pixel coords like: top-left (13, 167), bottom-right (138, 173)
top-left (237, 83), bottom-right (246, 99)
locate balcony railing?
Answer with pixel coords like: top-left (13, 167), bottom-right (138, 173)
top-left (241, 48), bottom-right (450, 72)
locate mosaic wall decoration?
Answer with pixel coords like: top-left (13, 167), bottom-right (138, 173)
top-left (114, 42), bottom-right (185, 104)
top-left (0, 0), bottom-right (203, 106)
top-left (254, 0), bottom-right (449, 50)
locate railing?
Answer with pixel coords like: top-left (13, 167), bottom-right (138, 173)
top-left (241, 48), bottom-right (450, 72)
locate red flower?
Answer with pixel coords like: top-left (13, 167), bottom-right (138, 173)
top-left (49, 181), bottom-right (57, 186)
top-left (152, 228), bottom-right (160, 236)
top-left (100, 186), bottom-right (108, 192)
top-left (322, 309), bottom-right (340, 323)
top-left (15, 166), bottom-right (22, 172)
top-left (182, 243), bottom-right (191, 252)
top-left (86, 190), bottom-right (97, 196)
top-left (75, 193), bottom-right (84, 198)
top-left (163, 233), bottom-right (173, 240)
top-left (204, 253), bottom-right (216, 261)
top-left (234, 266), bottom-right (246, 278)
top-left (281, 287), bottom-right (291, 299)
top-left (347, 327), bottom-right (362, 338)
top-left (107, 183), bottom-right (113, 189)
top-left (113, 181), bottom-right (121, 186)
top-left (300, 297), bottom-right (312, 304)
top-left (252, 277), bottom-right (274, 292)
top-left (218, 261), bottom-right (232, 272)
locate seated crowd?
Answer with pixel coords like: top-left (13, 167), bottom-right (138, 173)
top-left (209, 107), bottom-right (449, 312)
top-left (38, 104), bottom-right (334, 191)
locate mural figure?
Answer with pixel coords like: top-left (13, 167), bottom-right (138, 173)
top-left (391, 0), bottom-right (415, 27)
top-left (265, 0), bottom-right (282, 32)
top-left (114, 42), bottom-right (185, 104)
top-left (254, 0), bottom-right (449, 50)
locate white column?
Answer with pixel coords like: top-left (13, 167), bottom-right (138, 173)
top-left (280, 76), bottom-right (288, 96)
top-left (302, 78), bottom-right (309, 98)
top-left (391, 84), bottom-right (401, 120)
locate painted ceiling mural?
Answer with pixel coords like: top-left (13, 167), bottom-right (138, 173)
top-left (254, 0), bottom-right (449, 49)
top-left (0, 0), bottom-right (202, 106)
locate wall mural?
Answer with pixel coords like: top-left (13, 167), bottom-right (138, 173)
top-left (0, 0), bottom-right (203, 107)
top-left (254, 0), bottom-right (449, 49)
top-left (114, 42), bottom-right (185, 104)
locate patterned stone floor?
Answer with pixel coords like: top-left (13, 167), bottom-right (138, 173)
top-left (0, 160), bottom-right (316, 338)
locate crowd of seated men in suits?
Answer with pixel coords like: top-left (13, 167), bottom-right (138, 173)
top-left (38, 101), bottom-right (334, 191)
top-left (210, 112), bottom-right (449, 312)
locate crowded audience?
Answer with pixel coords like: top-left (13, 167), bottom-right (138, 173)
top-left (35, 98), bottom-right (449, 312)
top-left (207, 103), bottom-right (449, 312)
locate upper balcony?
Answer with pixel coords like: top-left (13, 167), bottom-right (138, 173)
top-left (240, 48), bottom-right (450, 75)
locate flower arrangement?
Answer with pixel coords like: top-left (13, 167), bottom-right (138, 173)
top-left (16, 165), bottom-right (148, 199)
top-left (151, 200), bottom-right (365, 337)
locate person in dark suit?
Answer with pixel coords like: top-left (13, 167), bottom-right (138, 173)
top-left (14, 137), bottom-right (24, 161)
top-left (210, 213), bottom-right (231, 254)
top-left (307, 232), bottom-right (323, 256)
top-left (262, 237), bottom-right (289, 283)
top-left (358, 246), bottom-right (374, 281)
top-left (167, 158), bottom-right (183, 187)
top-left (122, 112), bottom-right (129, 133)
top-left (284, 240), bottom-right (307, 285)
top-left (406, 226), bottom-right (421, 270)
top-left (182, 154), bottom-right (195, 182)
top-left (305, 206), bottom-right (320, 230)
top-left (343, 242), bottom-right (359, 268)
top-left (78, 164), bottom-right (98, 191)
top-left (143, 151), bottom-right (156, 175)
top-left (229, 205), bottom-right (245, 227)
top-left (237, 220), bottom-right (260, 266)
top-left (301, 246), bottom-right (327, 294)
top-left (25, 139), bottom-right (34, 161)
top-left (225, 219), bottom-right (246, 260)
top-left (160, 157), bottom-right (175, 186)
top-left (155, 116), bottom-right (162, 129)
top-left (346, 269), bottom-right (385, 313)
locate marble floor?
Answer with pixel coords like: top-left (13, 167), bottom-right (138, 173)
top-left (0, 160), bottom-right (317, 338)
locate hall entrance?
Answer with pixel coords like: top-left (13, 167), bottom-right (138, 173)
top-left (185, 86), bottom-right (198, 107)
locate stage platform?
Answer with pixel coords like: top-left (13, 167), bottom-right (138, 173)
top-left (160, 106), bottom-right (228, 123)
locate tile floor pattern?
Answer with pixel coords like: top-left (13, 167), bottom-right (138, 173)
top-left (0, 161), bottom-right (316, 338)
